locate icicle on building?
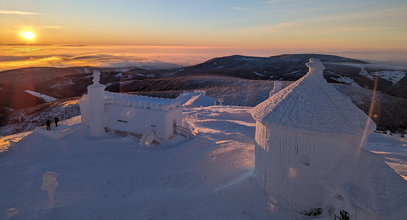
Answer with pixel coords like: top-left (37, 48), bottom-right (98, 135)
top-left (80, 70), bottom-right (184, 140)
top-left (251, 59), bottom-right (407, 219)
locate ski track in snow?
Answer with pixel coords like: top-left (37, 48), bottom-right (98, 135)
top-left (24, 90), bottom-right (57, 102)
top-left (0, 106), bottom-right (405, 219)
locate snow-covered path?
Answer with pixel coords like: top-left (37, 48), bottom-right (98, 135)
top-left (0, 106), bottom-right (406, 219)
top-left (24, 90), bottom-right (57, 102)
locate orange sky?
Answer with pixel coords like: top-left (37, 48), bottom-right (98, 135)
top-left (0, 0), bottom-right (406, 50)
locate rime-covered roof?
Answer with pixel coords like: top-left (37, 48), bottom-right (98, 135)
top-left (321, 149), bottom-right (407, 217)
top-left (251, 58), bottom-right (376, 134)
top-left (103, 92), bottom-right (182, 111)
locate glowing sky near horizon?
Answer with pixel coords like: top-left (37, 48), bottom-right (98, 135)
top-left (0, 0), bottom-right (406, 50)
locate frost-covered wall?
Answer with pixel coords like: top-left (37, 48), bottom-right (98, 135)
top-left (104, 103), bottom-right (182, 139)
top-left (254, 122), bottom-right (357, 210)
top-left (79, 97), bottom-right (89, 126)
top-left (81, 96), bottom-right (183, 139)
top-left (80, 70), bottom-right (183, 140)
top-left (87, 84), bottom-right (106, 137)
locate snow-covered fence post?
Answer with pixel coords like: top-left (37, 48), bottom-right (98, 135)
top-left (41, 171), bottom-right (59, 208)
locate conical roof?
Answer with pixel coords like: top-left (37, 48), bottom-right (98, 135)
top-left (251, 58), bottom-right (376, 135)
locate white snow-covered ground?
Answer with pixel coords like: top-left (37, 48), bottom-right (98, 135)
top-left (24, 90), bottom-right (57, 102)
top-left (0, 106), bottom-right (406, 220)
top-left (325, 62), bottom-right (407, 84)
top-left (366, 132), bottom-right (407, 180)
top-left (371, 71), bottom-right (406, 85)
top-left (332, 76), bottom-right (360, 87)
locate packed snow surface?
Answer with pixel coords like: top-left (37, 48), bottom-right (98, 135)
top-left (24, 90), bottom-right (57, 102)
top-left (0, 106), bottom-right (406, 220)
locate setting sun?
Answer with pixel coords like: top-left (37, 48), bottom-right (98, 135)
top-left (19, 30), bottom-right (36, 40)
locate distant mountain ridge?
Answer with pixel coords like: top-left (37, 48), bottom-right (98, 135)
top-left (0, 54), bottom-right (406, 133)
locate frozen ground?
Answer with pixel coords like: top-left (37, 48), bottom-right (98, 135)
top-left (0, 106), bottom-right (406, 219)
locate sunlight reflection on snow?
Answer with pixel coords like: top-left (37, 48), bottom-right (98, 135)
top-left (288, 167), bottom-right (297, 179)
top-left (0, 132), bottom-right (32, 152)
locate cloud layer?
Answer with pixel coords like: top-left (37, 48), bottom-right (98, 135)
top-left (0, 45), bottom-right (406, 72)
top-left (0, 10), bottom-right (40, 15)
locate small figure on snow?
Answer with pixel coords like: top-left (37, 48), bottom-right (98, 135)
top-left (54, 117), bottom-right (59, 127)
top-left (46, 120), bottom-right (51, 130)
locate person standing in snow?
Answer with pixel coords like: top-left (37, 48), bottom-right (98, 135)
top-left (54, 117), bottom-right (59, 127)
top-left (46, 120), bottom-right (51, 130)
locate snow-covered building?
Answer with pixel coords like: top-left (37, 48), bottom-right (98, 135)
top-left (251, 59), bottom-right (407, 219)
top-left (80, 70), bottom-right (183, 141)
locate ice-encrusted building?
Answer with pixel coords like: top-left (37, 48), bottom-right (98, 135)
top-left (80, 70), bottom-right (183, 141)
top-left (251, 59), bottom-right (407, 219)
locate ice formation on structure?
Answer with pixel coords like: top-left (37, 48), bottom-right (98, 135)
top-left (80, 70), bottom-right (185, 140)
top-left (251, 58), bottom-right (407, 219)
top-left (86, 70), bottom-right (106, 137)
top-left (140, 127), bottom-right (157, 146)
top-left (41, 171), bottom-right (59, 208)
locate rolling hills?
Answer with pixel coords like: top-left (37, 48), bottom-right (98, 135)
top-left (0, 54), bottom-right (406, 134)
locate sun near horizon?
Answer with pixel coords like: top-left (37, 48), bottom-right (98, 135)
top-left (19, 30), bottom-right (36, 41)
top-left (0, 0), bottom-right (406, 50)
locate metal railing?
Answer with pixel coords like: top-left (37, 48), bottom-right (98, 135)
top-left (175, 126), bottom-right (195, 138)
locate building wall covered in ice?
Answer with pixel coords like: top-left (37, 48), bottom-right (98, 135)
top-left (104, 102), bottom-right (182, 139)
top-left (80, 70), bottom-right (183, 140)
top-left (254, 121), bottom-right (357, 210)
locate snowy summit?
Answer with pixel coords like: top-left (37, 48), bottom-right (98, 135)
top-left (0, 59), bottom-right (406, 220)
